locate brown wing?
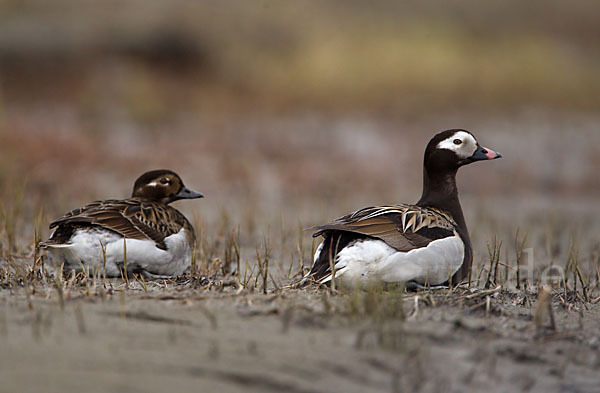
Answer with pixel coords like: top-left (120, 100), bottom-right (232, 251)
top-left (312, 204), bottom-right (457, 251)
top-left (49, 198), bottom-right (189, 250)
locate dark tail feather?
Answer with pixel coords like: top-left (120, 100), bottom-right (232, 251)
top-left (308, 231), bottom-right (369, 284)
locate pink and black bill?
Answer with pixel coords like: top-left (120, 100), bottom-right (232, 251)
top-left (468, 145), bottom-right (502, 162)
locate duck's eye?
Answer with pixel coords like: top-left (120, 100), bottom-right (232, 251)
top-left (453, 139), bottom-right (462, 145)
top-left (159, 178), bottom-right (170, 185)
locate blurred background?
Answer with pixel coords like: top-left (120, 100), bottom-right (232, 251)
top-left (1, 0), bottom-right (599, 270)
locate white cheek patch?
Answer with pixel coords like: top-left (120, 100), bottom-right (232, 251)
top-left (437, 131), bottom-right (478, 159)
top-left (146, 180), bottom-right (171, 188)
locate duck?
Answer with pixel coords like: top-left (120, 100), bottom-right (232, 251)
top-left (306, 129), bottom-right (501, 289)
top-left (39, 169), bottom-right (204, 278)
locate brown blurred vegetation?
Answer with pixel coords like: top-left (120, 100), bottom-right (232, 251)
top-left (2, 1), bottom-right (600, 111)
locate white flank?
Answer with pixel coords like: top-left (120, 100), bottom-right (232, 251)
top-left (321, 236), bottom-right (464, 288)
top-left (436, 131), bottom-right (477, 159)
top-left (45, 228), bottom-right (192, 277)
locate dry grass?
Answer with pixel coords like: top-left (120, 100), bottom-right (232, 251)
top-left (1, 173), bottom-right (598, 311)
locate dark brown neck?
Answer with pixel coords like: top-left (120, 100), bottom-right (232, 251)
top-left (416, 166), bottom-right (473, 284)
top-left (417, 168), bottom-right (461, 221)
top-left (417, 167), bottom-right (470, 243)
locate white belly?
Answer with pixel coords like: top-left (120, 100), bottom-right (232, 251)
top-left (316, 236), bottom-right (464, 288)
top-left (45, 228), bottom-right (192, 277)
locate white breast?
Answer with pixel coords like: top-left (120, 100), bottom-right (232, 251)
top-left (316, 236), bottom-right (464, 288)
top-left (45, 228), bottom-right (192, 277)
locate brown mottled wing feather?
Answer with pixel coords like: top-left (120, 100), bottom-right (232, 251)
top-left (312, 204), bottom-right (457, 251)
top-left (49, 198), bottom-right (188, 250)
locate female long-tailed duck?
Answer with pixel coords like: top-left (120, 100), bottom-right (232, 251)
top-left (307, 129), bottom-right (501, 289)
top-left (40, 169), bottom-right (203, 278)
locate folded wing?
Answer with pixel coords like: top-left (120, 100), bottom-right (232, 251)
top-left (48, 199), bottom-right (186, 250)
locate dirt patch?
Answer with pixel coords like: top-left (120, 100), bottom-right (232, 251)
top-left (1, 281), bottom-right (598, 393)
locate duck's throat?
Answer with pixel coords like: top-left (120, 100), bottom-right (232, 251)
top-left (418, 168), bottom-right (457, 204)
top-left (417, 167), bottom-right (467, 231)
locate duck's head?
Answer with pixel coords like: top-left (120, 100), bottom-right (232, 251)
top-left (424, 129), bottom-right (502, 172)
top-left (132, 169), bottom-right (204, 204)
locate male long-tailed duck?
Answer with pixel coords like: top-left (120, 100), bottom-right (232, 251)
top-left (307, 129), bottom-right (501, 289)
top-left (39, 169), bottom-right (203, 278)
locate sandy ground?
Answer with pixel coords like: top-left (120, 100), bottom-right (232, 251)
top-left (1, 280), bottom-right (598, 393)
